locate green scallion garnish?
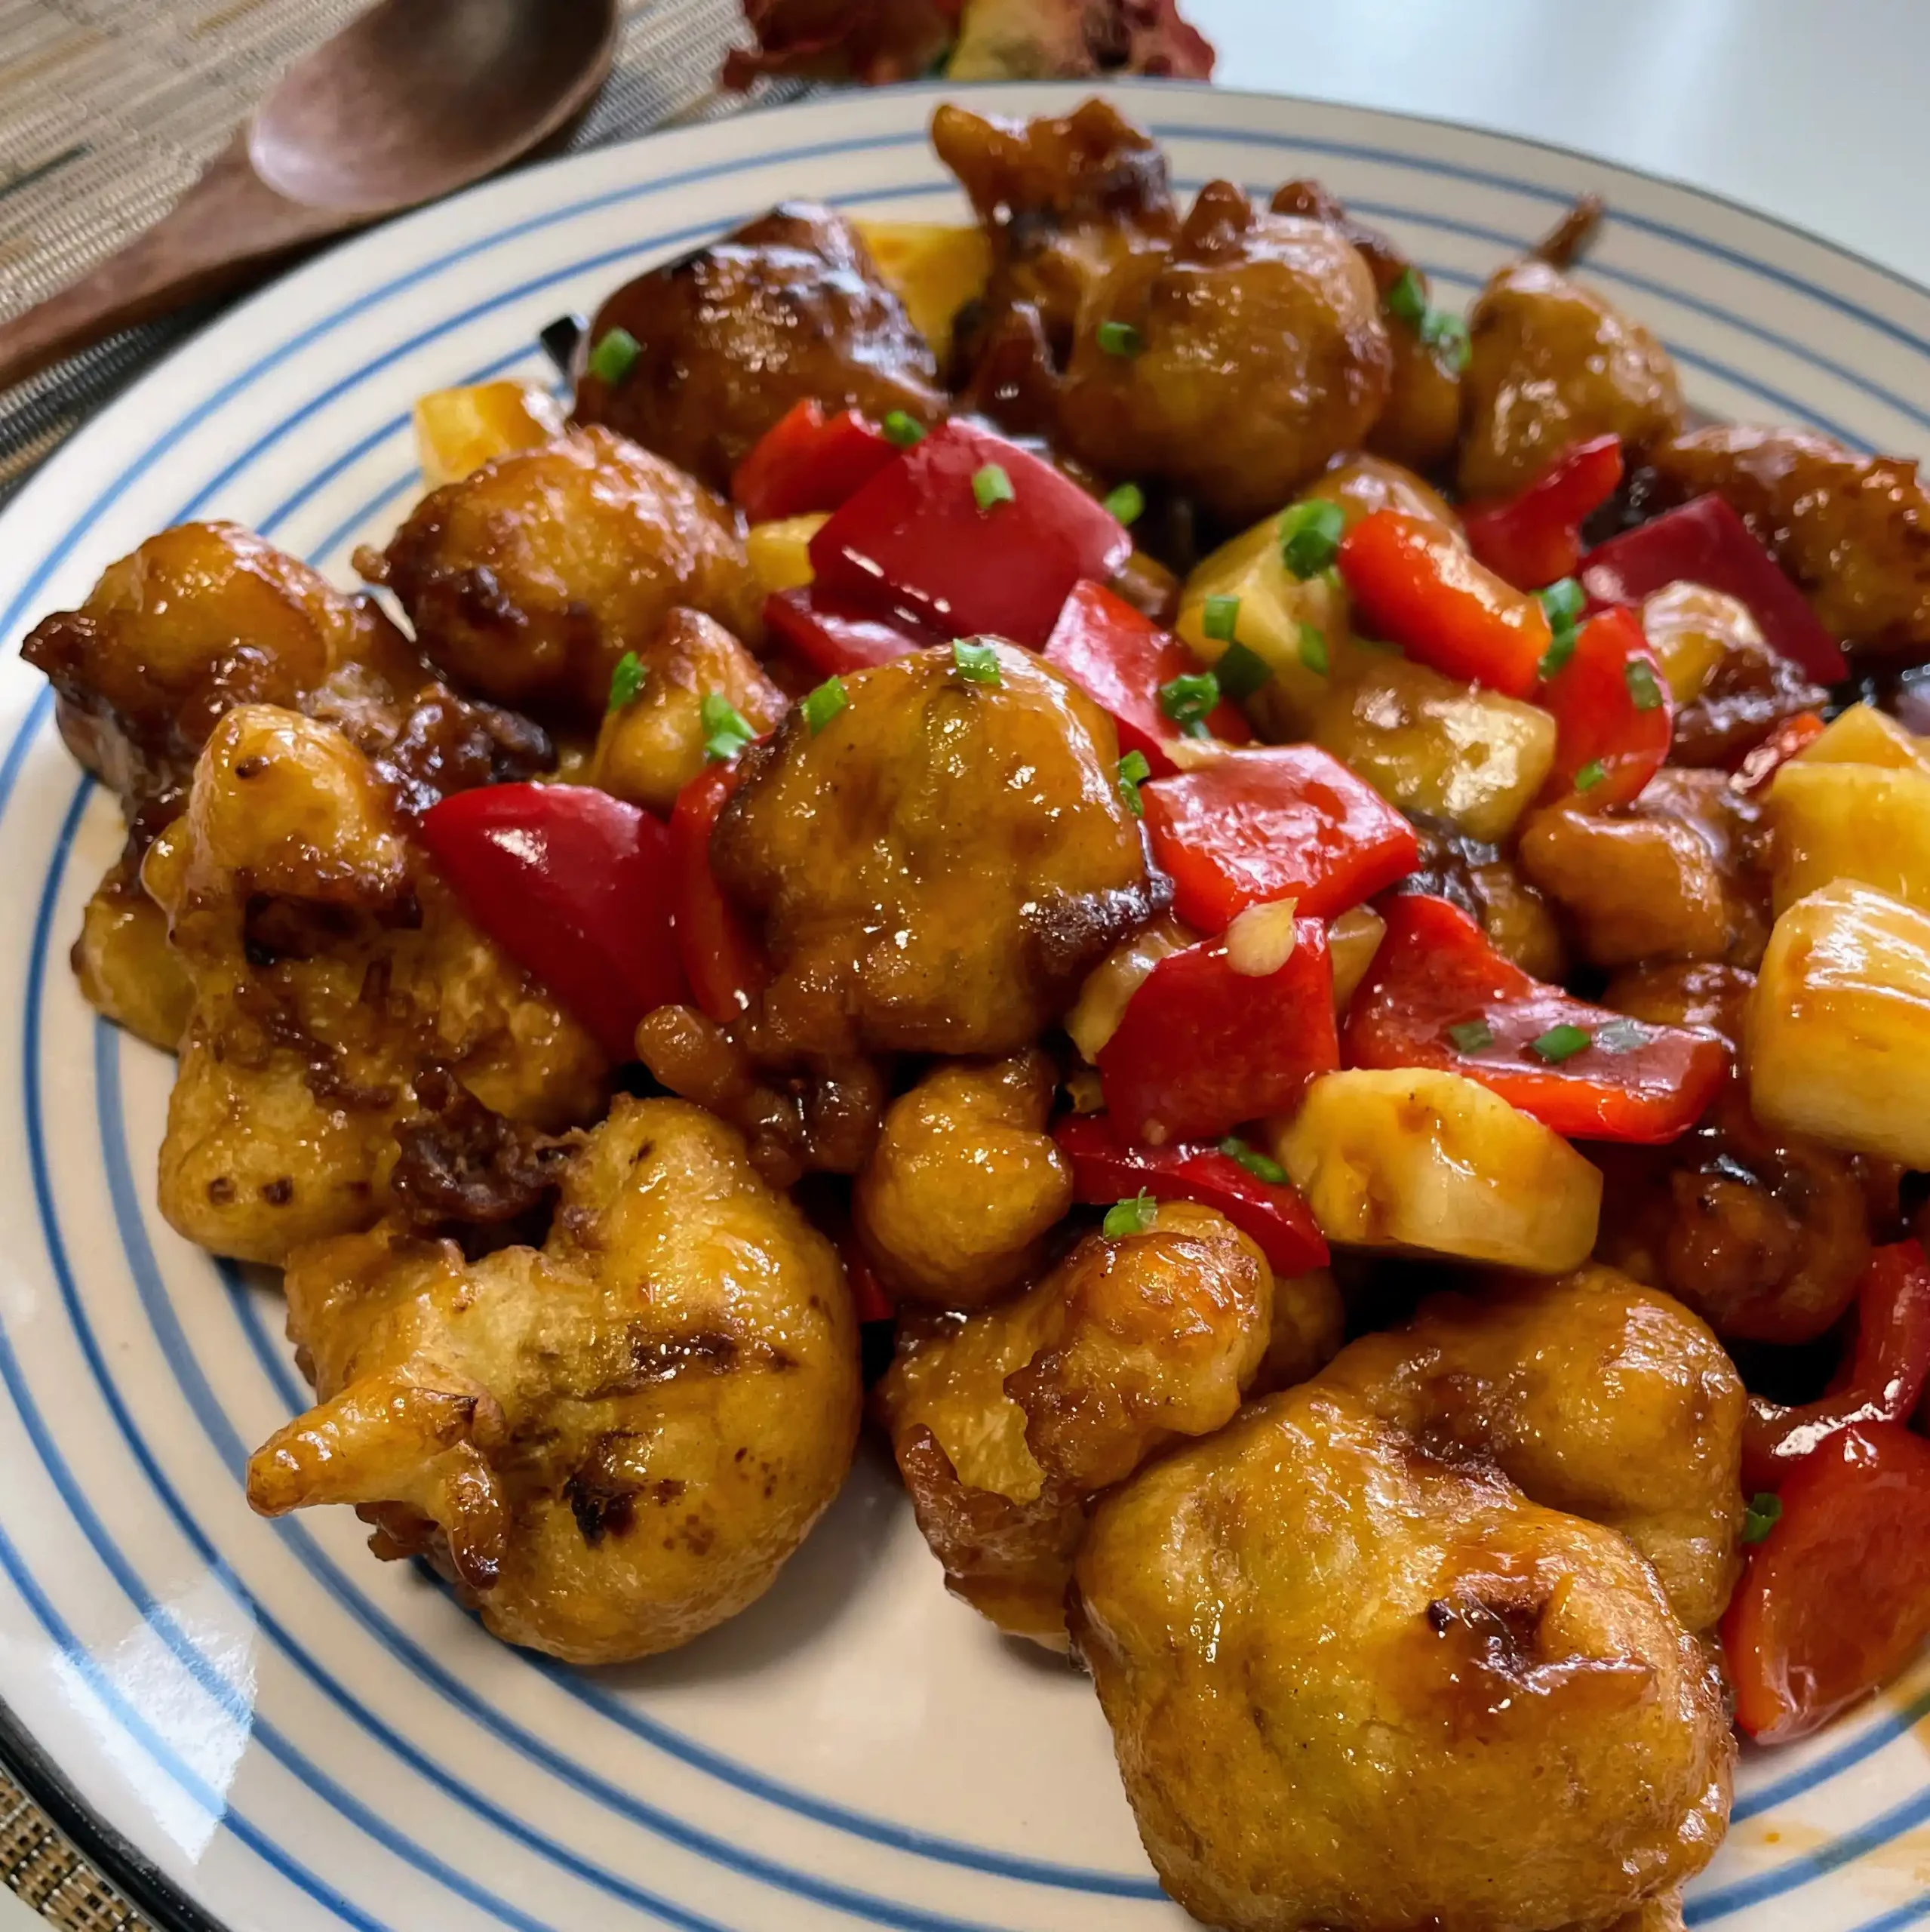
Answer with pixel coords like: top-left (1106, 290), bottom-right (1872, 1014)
top-left (972, 463), bottom-right (1015, 512)
top-left (1538, 578), bottom-right (1586, 629)
top-left (1384, 267), bottom-right (1428, 327)
top-left (1531, 1023), bottom-right (1592, 1063)
top-left (1625, 658), bottom-right (1664, 712)
top-left (882, 410), bottom-right (926, 447)
top-left (1298, 623), bottom-right (1330, 677)
top-left (1097, 319), bottom-right (1145, 358)
top-left (1218, 1135), bottom-right (1289, 1185)
top-left (1446, 1019), bottom-right (1494, 1054)
top-left (1421, 309), bottom-right (1472, 372)
top-left (801, 675), bottom-right (847, 734)
top-left (700, 690), bottom-right (756, 764)
top-left (1741, 1493), bottom-right (1783, 1544)
top-left (1278, 499), bottom-right (1346, 579)
top-left (1102, 1191), bottom-right (1158, 1237)
top-left (1103, 481), bottom-right (1146, 525)
top-left (1159, 670), bottom-right (1221, 738)
top-left (587, 327), bottom-right (641, 386)
top-left (1538, 628), bottom-right (1578, 680)
top-left (1117, 749), bottom-right (1151, 818)
top-left (607, 651), bottom-right (644, 712)
top-left (952, 638), bottom-right (1002, 685)
top-left (1201, 594), bottom-right (1240, 644)
top-left (1215, 640), bottom-right (1273, 701)
top-left (1574, 758), bottom-right (1607, 792)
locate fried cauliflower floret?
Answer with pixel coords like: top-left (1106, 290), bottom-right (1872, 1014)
top-left (247, 1098), bottom-right (861, 1664)
top-left (1458, 259), bottom-right (1684, 498)
top-left (357, 427), bottom-right (764, 726)
top-left (711, 641), bottom-right (1166, 1061)
top-left (854, 1051), bottom-right (1072, 1307)
top-left (1252, 1266), bottom-right (1348, 1395)
top-left (1057, 181), bottom-right (1393, 527)
top-left (1071, 1384), bottom-right (1733, 1932)
top-left (1648, 424), bottom-right (1930, 652)
top-left (878, 1202), bottom-right (1272, 1644)
top-left (588, 608), bottom-right (787, 816)
top-left (73, 859), bottom-right (193, 1051)
top-left (1320, 1267), bottom-right (1745, 1630)
top-left (573, 205), bottom-right (942, 491)
top-left (144, 706), bottom-right (607, 1264)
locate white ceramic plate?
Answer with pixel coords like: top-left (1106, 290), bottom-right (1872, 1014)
top-left (1, 78), bottom-right (1926, 1932)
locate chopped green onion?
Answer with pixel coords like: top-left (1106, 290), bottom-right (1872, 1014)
top-left (801, 675), bottom-right (847, 734)
top-left (587, 327), bottom-right (641, 386)
top-left (1097, 319), bottom-right (1145, 358)
top-left (1103, 481), bottom-right (1146, 525)
top-left (1298, 623), bottom-right (1330, 677)
top-left (1218, 1135), bottom-right (1289, 1186)
top-left (1201, 594), bottom-right (1240, 643)
top-left (1538, 628), bottom-right (1578, 680)
top-left (1385, 269), bottom-right (1470, 370)
top-left (1215, 640), bottom-right (1273, 701)
top-left (1625, 658), bottom-right (1664, 712)
top-left (882, 410), bottom-right (926, 447)
top-left (1421, 309), bottom-right (1472, 372)
top-left (1741, 1493), bottom-right (1783, 1544)
top-left (607, 651), bottom-right (644, 712)
top-left (1117, 749), bottom-right (1151, 818)
top-left (700, 690), bottom-right (756, 764)
top-left (1538, 578), bottom-right (1587, 629)
top-left (1102, 1191), bottom-right (1158, 1238)
top-left (1574, 758), bottom-right (1607, 792)
top-left (1531, 1023), bottom-right (1592, 1063)
top-left (1160, 670), bottom-right (1222, 738)
top-left (1384, 267), bottom-right (1428, 327)
top-left (972, 463), bottom-right (1015, 512)
top-left (1278, 499), bottom-right (1346, 579)
top-left (1446, 1019), bottom-right (1495, 1054)
top-left (1595, 1017), bottom-right (1656, 1055)
top-left (952, 638), bottom-right (1002, 685)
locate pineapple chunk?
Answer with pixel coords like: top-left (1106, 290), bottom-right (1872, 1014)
top-left (413, 379), bottom-right (565, 489)
top-left (745, 514), bottom-right (828, 595)
top-left (1064, 915), bottom-right (1194, 1063)
top-left (1766, 758), bottom-right (1930, 915)
top-left (1748, 879), bottom-right (1930, 1167)
top-left (1640, 582), bottom-right (1763, 704)
top-left (853, 220), bottom-right (991, 367)
top-left (1269, 1069), bottom-right (1601, 1272)
top-left (1796, 700), bottom-right (1930, 774)
top-left (1327, 903), bottom-right (1386, 1013)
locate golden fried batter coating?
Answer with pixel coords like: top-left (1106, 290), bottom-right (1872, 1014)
top-left (1405, 822), bottom-right (1568, 980)
top-left (1252, 1266), bottom-right (1347, 1395)
top-left (73, 860), bottom-right (192, 1052)
top-left (854, 1051), bottom-right (1071, 1307)
top-left (589, 608), bottom-right (787, 816)
top-left (1320, 1267), bottom-right (1745, 1629)
top-left (247, 1098), bottom-right (861, 1663)
top-left (1459, 260), bottom-right (1684, 498)
top-left (1056, 181), bottom-right (1393, 527)
top-left (1071, 1384), bottom-right (1733, 1932)
top-left (878, 1202), bottom-right (1272, 1643)
top-left (145, 705), bottom-right (607, 1264)
top-left (358, 428), bottom-right (764, 726)
top-left (1649, 425), bottom-right (1930, 652)
top-left (573, 205), bottom-right (942, 491)
top-left (712, 641), bottom-right (1165, 1061)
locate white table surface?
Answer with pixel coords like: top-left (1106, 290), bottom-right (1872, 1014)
top-left (1190, 0), bottom-right (1930, 288)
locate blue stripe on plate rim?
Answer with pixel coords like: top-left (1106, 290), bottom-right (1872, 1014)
top-left (0, 88), bottom-right (1924, 1930)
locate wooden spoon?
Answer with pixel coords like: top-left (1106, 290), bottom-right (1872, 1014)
top-left (0, 0), bottom-right (619, 392)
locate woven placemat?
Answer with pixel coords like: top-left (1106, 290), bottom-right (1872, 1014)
top-left (0, 1757), bottom-right (150, 1930)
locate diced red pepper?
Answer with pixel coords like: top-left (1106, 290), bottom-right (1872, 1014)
top-left (421, 783), bottom-right (686, 1061)
top-left (1722, 1422), bottom-right (1930, 1743)
top-left (842, 1238), bottom-right (896, 1326)
top-left (1581, 493), bottom-right (1848, 686)
top-left (763, 586), bottom-right (938, 678)
top-left (1141, 746), bottom-right (1418, 931)
top-left (1536, 605), bottom-right (1674, 808)
top-left (1343, 894), bottom-right (1728, 1143)
top-left (1097, 916), bottom-right (1338, 1145)
top-left (1742, 1240), bottom-right (1930, 1494)
top-left (668, 761), bottom-right (768, 1025)
top-left (730, 399), bottom-right (898, 524)
top-left (1463, 434), bottom-right (1624, 590)
top-left (1336, 509), bottom-right (1554, 698)
top-left (1043, 580), bottom-right (1250, 774)
top-left (809, 420), bottom-right (1132, 648)
top-left (1054, 1112), bottom-right (1329, 1277)
top-left (1731, 709), bottom-right (1826, 793)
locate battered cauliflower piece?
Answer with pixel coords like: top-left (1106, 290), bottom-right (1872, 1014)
top-left (573, 205), bottom-right (943, 491)
top-left (1320, 1267), bottom-right (1746, 1630)
top-left (853, 1051), bottom-right (1072, 1307)
top-left (73, 859), bottom-right (193, 1051)
top-left (1252, 1266), bottom-right (1347, 1395)
top-left (878, 1201), bottom-right (1273, 1644)
top-left (357, 427), bottom-right (765, 725)
top-left (145, 705), bottom-right (607, 1265)
top-left (1057, 181), bottom-right (1394, 526)
top-left (1071, 1384), bottom-right (1733, 1932)
top-left (247, 1098), bottom-right (862, 1664)
top-left (1458, 259), bottom-right (1684, 498)
top-left (711, 641), bottom-right (1166, 1062)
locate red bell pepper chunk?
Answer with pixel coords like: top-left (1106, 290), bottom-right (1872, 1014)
top-left (1097, 916), bottom-right (1338, 1145)
top-left (809, 420), bottom-right (1132, 648)
top-left (1731, 708), bottom-right (1827, 793)
top-left (1463, 434), bottom-right (1624, 590)
top-left (421, 783), bottom-right (687, 1061)
top-left (1054, 1112), bottom-right (1329, 1277)
top-left (1141, 746), bottom-right (1418, 931)
top-left (1336, 509), bottom-right (1554, 698)
top-left (1722, 1422), bottom-right (1930, 1743)
top-left (730, 399), bottom-right (898, 524)
top-left (1741, 1239), bottom-right (1930, 1495)
top-left (668, 761), bottom-right (768, 1025)
top-left (1581, 493), bottom-right (1848, 686)
top-left (1043, 580), bottom-right (1251, 774)
top-left (1343, 894), bottom-right (1727, 1143)
top-left (763, 586), bottom-right (939, 678)
top-left (1536, 605), bottom-right (1674, 808)
top-left (841, 1238), bottom-right (896, 1326)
